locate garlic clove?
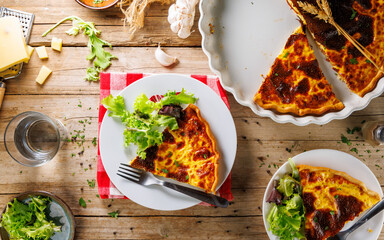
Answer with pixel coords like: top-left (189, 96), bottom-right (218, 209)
top-left (155, 44), bottom-right (178, 67)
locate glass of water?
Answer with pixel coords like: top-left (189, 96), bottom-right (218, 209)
top-left (4, 111), bottom-right (68, 167)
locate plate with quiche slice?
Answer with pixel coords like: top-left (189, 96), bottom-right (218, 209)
top-left (99, 74), bottom-right (237, 210)
top-left (262, 149), bottom-right (384, 240)
top-left (199, 0), bottom-right (384, 125)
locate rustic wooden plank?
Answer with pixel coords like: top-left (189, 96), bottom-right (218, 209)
top-left (3, 1), bottom-right (202, 47)
top-left (74, 216), bottom-right (267, 240)
top-left (3, 47), bottom-right (211, 95)
top-left (1, 95), bottom-right (384, 142)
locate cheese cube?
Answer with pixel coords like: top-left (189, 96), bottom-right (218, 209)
top-left (35, 65), bottom-right (52, 84)
top-left (51, 37), bottom-right (63, 52)
top-left (24, 46), bottom-right (34, 63)
top-left (36, 46), bottom-right (49, 59)
top-left (0, 16), bottom-right (30, 72)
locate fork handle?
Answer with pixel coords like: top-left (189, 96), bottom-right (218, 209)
top-left (162, 182), bottom-right (229, 208)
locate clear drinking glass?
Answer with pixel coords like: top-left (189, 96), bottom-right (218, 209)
top-left (4, 111), bottom-right (68, 167)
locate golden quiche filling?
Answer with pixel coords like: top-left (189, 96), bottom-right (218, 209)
top-left (297, 165), bottom-right (380, 240)
top-left (130, 104), bottom-right (220, 193)
top-left (287, 0), bottom-right (384, 97)
top-left (254, 26), bottom-right (344, 116)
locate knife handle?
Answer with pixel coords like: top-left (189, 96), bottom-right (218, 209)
top-left (0, 81), bottom-right (5, 109)
top-left (162, 181), bottom-right (229, 208)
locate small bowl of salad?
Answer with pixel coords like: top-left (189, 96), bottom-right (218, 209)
top-left (75, 0), bottom-right (119, 10)
top-left (0, 191), bottom-right (75, 240)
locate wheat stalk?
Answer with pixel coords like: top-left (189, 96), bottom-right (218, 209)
top-left (297, 0), bottom-right (383, 72)
top-left (118, 0), bottom-right (174, 39)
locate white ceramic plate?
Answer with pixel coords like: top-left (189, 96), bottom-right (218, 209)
top-left (99, 74), bottom-right (237, 210)
top-left (262, 149), bottom-right (384, 240)
top-left (199, 0), bottom-right (384, 126)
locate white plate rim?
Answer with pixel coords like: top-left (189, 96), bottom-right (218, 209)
top-left (262, 149), bottom-right (384, 240)
top-left (99, 73), bottom-right (237, 210)
top-left (198, 0), bottom-right (384, 126)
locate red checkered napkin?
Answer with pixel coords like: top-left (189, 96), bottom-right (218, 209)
top-left (97, 73), bottom-right (233, 203)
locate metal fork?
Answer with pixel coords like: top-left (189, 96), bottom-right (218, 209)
top-left (327, 198), bottom-right (384, 240)
top-left (117, 163), bottom-right (229, 208)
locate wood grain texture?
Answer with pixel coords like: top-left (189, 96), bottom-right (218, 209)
top-left (1, 0), bottom-right (384, 239)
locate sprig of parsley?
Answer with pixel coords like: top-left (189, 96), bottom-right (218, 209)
top-left (42, 16), bottom-right (117, 81)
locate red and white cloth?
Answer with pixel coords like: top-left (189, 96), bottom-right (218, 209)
top-left (97, 73), bottom-right (233, 203)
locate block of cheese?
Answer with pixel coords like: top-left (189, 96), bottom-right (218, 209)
top-left (36, 46), bottom-right (48, 59)
top-left (51, 37), bottom-right (63, 52)
top-left (0, 16), bottom-right (30, 72)
top-left (35, 65), bottom-right (52, 84)
top-left (24, 46), bottom-right (34, 63)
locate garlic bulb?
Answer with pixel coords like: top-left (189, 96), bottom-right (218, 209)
top-left (155, 44), bottom-right (178, 67)
top-left (168, 0), bottom-right (199, 39)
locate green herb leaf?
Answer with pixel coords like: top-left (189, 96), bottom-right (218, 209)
top-left (185, 175), bottom-right (189, 180)
top-left (350, 58), bottom-right (358, 64)
top-left (108, 211), bottom-right (119, 218)
top-left (330, 211), bottom-right (335, 215)
top-left (283, 51), bottom-right (289, 58)
top-left (174, 160), bottom-right (180, 167)
top-left (161, 169), bottom-right (169, 174)
top-left (350, 9), bottom-right (357, 20)
top-left (350, 148), bottom-right (358, 154)
top-left (87, 179), bottom-right (96, 188)
top-left (341, 135), bottom-right (352, 146)
top-left (79, 197), bottom-right (87, 208)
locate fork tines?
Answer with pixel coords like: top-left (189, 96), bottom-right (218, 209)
top-left (117, 163), bottom-right (142, 182)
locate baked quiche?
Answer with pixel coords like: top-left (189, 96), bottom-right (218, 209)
top-left (130, 104), bottom-right (220, 193)
top-left (297, 165), bottom-right (380, 240)
top-left (287, 0), bottom-right (384, 97)
top-left (254, 26), bottom-right (344, 116)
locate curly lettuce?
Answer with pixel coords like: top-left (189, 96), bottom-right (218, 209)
top-left (1, 196), bottom-right (61, 240)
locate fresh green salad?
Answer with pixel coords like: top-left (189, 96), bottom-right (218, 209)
top-left (266, 159), bottom-right (305, 240)
top-left (1, 196), bottom-right (61, 240)
top-left (101, 89), bottom-right (197, 159)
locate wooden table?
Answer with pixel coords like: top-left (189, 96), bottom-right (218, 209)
top-left (1, 1), bottom-right (384, 239)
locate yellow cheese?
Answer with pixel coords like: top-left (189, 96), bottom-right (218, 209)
top-left (51, 37), bottom-right (63, 52)
top-left (35, 65), bottom-right (52, 85)
top-left (0, 16), bottom-right (30, 72)
top-left (24, 46), bottom-right (34, 63)
top-left (36, 46), bottom-right (49, 59)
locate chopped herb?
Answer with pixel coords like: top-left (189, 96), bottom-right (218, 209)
top-left (87, 179), bottom-right (96, 188)
top-left (367, 150), bottom-right (371, 153)
top-left (341, 46), bottom-right (346, 49)
top-left (72, 172), bottom-right (75, 176)
top-left (350, 148), bottom-right (358, 154)
top-left (84, 168), bottom-right (88, 171)
top-left (108, 210), bottom-right (119, 218)
top-left (96, 194), bottom-right (100, 198)
top-left (334, 195), bottom-right (339, 199)
top-left (347, 127), bottom-right (361, 134)
top-left (325, 226), bottom-right (329, 230)
top-left (161, 169), bottom-right (169, 174)
top-left (313, 217), bottom-right (318, 223)
top-left (203, 154), bottom-right (207, 159)
top-left (19, 171), bottom-right (22, 174)
top-left (174, 160), bottom-right (180, 167)
top-left (88, 200), bottom-right (91, 203)
top-left (283, 52), bottom-right (289, 58)
top-left (341, 135), bottom-right (352, 146)
top-left (167, 151), bottom-right (172, 158)
top-left (71, 153), bottom-right (76, 157)
top-left (185, 175), bottom-right (189, 180)
top-left (366, 59), bottom-right (372, 63)
top-left (275, 73), bottom-right (279, 76)
top-left (330, 211), bottom-right (335, 215)
top-left (350, 9), bottom-right (357, 20)
top-left (79, 197), bottom-right (87, 208)
top-left (350, 58), bottom-right (358, 64)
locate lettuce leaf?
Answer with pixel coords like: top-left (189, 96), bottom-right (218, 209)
top-left (102, 90), bottom-right (196, 159)
top-left (0, 196), bottom-right (61, 240)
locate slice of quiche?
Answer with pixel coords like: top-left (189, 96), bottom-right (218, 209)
top-left (297, 165), bottom-right (380, 240)
top-left (130, 104), bottom-right (220, 193)
top-left (286, 0), bottom-right (384, 97)
top-left (254, 26), bottom-right (344, 116)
